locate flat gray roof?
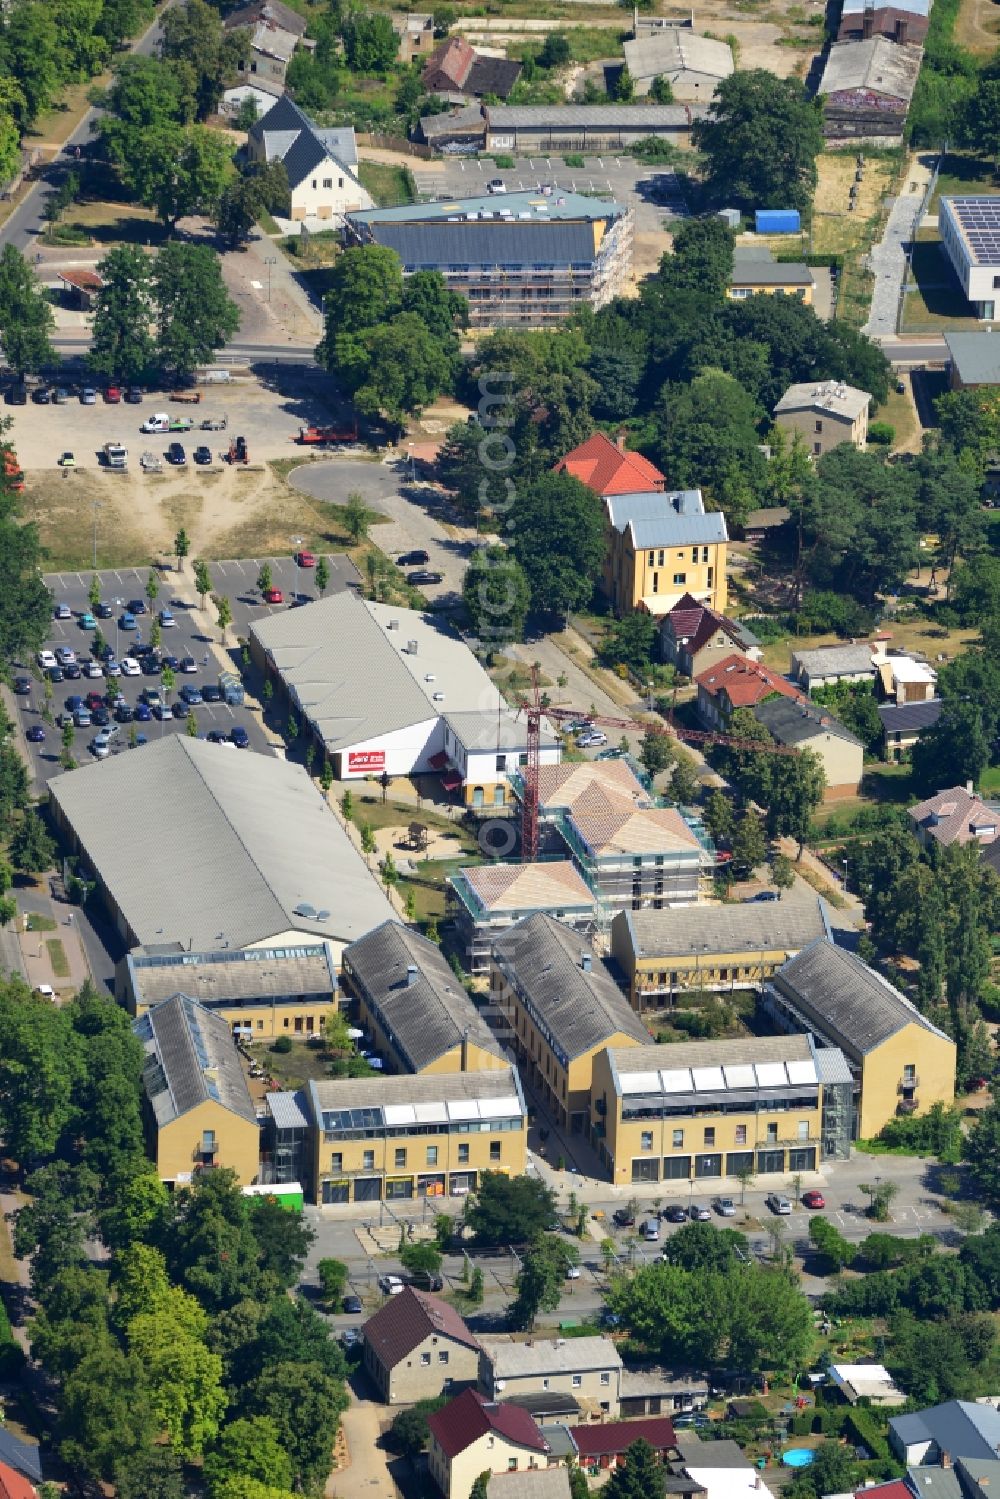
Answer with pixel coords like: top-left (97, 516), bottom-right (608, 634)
top-left (49, 736), bottom-right (394, 951)
top-left (350, 190), bottom-right (623, 225)
top-left (307, 1065), bottom-right (525, 1124)
top-left (480, 1336), bottom-right (623, 1378)
top-left (484, 104), bottom-right (703, 127)
top-left (945, 331), bottom-right (1000, 383)
top-left (775, 380), bottom-right (871, 420)
top-left (731, 261), bottom-right (814, 287)
top-left (616, 894), bottom-right (830, 961)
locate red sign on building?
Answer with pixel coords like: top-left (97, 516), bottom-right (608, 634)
top-left (348, 749), bottom-right (386, 773)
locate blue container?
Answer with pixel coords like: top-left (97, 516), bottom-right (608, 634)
top-left (755, 209), bottom-right (801, 234)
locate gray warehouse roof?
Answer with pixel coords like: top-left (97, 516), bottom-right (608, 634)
top-left (251, 593), bottom-right (507, 754)
top-left (343, 920), bottom-right (504, 1071)
top-left (49, 736), bottom-right (394, 951)
top-left (819, 37), bottom-right (923, 100)
top-left (623, 29), bottom-right (734, 81)
top-left (791, 644), bottom-right (876, 678)
top-left (485, 104), bottom-right (705, 128)
top-left (771, 938), bottom-right (951, 1055)
top-left (134, 995), bottom-right (257, 1128)
top-left (123, 942), bottom-right (339, 1011)
top-left (617, 894), bottom-right (831, 960)
top-left (945, 331), bottom-right (1000, 385)
top-left (877, 699), bottom-right (943, 735)
top-left (350, 189), bottom-right (622, 224)
top-left (492, 914), bottom-right (649, 1060)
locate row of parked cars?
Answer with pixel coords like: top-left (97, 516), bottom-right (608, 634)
top-left (4, 383), bottom-right (145, 406)
top-left (613, 1187), bottom-right (827, 1236)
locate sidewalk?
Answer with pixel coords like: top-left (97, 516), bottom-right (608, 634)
top-left (16, 895), bottom-right (91, 998)
top-left (863, 151), bottom-right (937, 337)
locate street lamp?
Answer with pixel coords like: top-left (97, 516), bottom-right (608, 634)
top-left (264, 257), bottom-right (276, 303)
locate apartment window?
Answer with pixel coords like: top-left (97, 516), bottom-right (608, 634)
top-left (572, 1375), bottom-right (582, 1389)
top-left (673, 573), bottom-right (686, 586)
top-left (702, 546), bottom-right (709, 563)
top-left (427, 1146), bottom-right (439, 1166)
top-left (704, 1127), bottom-right (716, 1147)
top-left (363, 1150), bottom-right (375, 1170)
top-left (201, 1129), bottom-right (216, 1152)
top-left (766, 1122), bottom-right (778, 1144)
top-left (672, 1129), bottom-right (684, 1148)
top-left (657, 549), bottom-right (665, 566)
top-left (648, 551), bottom-right (655, 565)
top-left (331, 1152), bottom-right (343, 1172)
top-left (339, 177), bottom-right (344, 189)
top-left (652, 572), bottom-right (659, 593)
top-left (813, 442), bottom-right (822, 455)
top-left (496, 754), bottom-right (506, 772)
top-left (420, 1352), bottom-right (431, 1366)
top-left (707, 567), bottom-right (714, 587)
top-left (798, 1121), bottom-right (810, 1141)
top-left (458, 1143), bottom-right (470, 1163)
top-left (903, 1064), bottom-right (916, 1082)
top-left (601, 1372), bottom-right (611, 1386)
top-left (641, 1131), bottom-right (654, 1152)
top-left (490, 1142), bottom-right (502, 1162)
top-left (735, 1125), bottom-right (747, 1146)
top-left (542, 1378), bottom-right (550, 1390)
top-left (815, 420), bottom-right (823, 433)
top-left (439, 1351), bottom-right (449, 1364)
top-left (323, 178), bottom-right (333, 189)
top-left (311, 179), bottom-right (317, 189)
top-left (395, 1148), bottom-right (407, 1168)
top-left (691, 548), bottom-right (698, 563)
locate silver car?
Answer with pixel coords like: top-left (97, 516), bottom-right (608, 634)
top-left (713, 1197), bottom-right (736, 1217)
top-left (766, 1193), bottom-right (792, 1215)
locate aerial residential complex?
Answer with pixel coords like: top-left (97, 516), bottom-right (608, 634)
top-left (940, 197), bottom-right (1000, 321)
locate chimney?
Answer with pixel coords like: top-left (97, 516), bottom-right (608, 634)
top-left (582, 952), bottom-right (592, 972)
top-left (942, 1453), bottom-right (952, 1471)
top-left (967, 781), bottom-right (975, 795)
top-left (407, 963), bottom-right (418, 987)
top-left (461, 1026), bottom-right (470, 1072)
top-left (862, 8), bottom-right (873, 36)
top-left (615, 429), bottom-right (627, 452)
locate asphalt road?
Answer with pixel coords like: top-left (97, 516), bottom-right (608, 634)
top-left (0, 3), bottom-right (173, 256)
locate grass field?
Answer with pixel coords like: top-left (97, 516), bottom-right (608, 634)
top-left (901, 239), bottom-right (983, 330)
top-left (929, 152), bottom-right (998, 211)
top-left (57, 196), bottom-right (168, 248)
top-left (878, 382), bottom-right (921, 450)
top-left (357, 161), bottom-right (416, 208)
top-left (22, 472), bottom-right (154, 570)
top-left (349, 794), bottom-right (482, 854)
top-left (45, 938), bottom-right (69, 978)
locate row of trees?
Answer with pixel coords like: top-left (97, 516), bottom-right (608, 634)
top-left (0, 973), bottom-right (347, 1493)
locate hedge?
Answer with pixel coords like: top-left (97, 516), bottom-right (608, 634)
top-left (844, 1408), bottom-right (890, 1461)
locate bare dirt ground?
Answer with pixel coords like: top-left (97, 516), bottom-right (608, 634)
top-left (955, 0), bottom-right (1000, 55)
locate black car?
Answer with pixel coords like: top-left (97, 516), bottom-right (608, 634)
top-left (63, 663), bottom-right (82, 679)
top-left (167, 442), bottom-right (187, 466)
top-left (91, 707), bottom-right (110, 727)
top-left (162, 654), bottom-right (180, 671)
top-left (115, 703), bottom-right (134, 723)
top-left (230, 726), bottom-right (250, 748)
top-left (397, 549), bottom-right (429, 567)
top-left (201, 684), bottom-right (222, 703)
top-left (14, 675), bottom-right (31, 694)
top-left (343, 1295), bottom-right (363, 1315)
top-left (124, 387), bottom-right (143, 404)
top-left (612, 1208), bottom-right (635, 1228)
top-left (32, 386), bottom-right (51, 404)
top-left (96, 601), bottom-right (113, 619)
top-left (751, 891), bottom-right (779, 902)
top-left (142, 654), bottom-right (162, 675)
top-left (172, 701), bottom-right (189, 719)
top-left (194, 445), bottom-right (212, 465)
top-left (127, 598), bottom-right (147, 615)
top-left (206, 729), bottom-right (229, 744)
top-left (5, 384), bottom-right (27, 405)
top-left (48, 665), bottom-right (64, 683)
top-left (662, 1205), bottom-right (688, 1224)
top-left (407, 570), bottom-right (444, 586)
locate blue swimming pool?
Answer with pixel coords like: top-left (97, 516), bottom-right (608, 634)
top-left (783, 1450), bottom-right (815, 1469)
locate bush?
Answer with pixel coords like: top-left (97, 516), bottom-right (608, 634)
top-left (844, 1408), bottom-right (890, 1461)
top-left (795, 590), bottom-right (877, 638)
top-left (385, 1398), bottom-right (449, 1457)
top-left (272, 1035), bottom-right (293, 1054)
top-left (868, 421), bottom-right (895, 445)
top-left (492, 154), bottom-right (515, 168)
top-left (872, 1103), bottom-right (963, 1163)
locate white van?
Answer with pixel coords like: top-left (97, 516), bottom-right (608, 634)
top-left (141, 412), bottom-right (170, 434)
top-left (641, 1218), bottom-right (660, 1242)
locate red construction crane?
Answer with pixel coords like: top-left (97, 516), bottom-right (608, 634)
top-left (516, 671), bottom-right (798, 862)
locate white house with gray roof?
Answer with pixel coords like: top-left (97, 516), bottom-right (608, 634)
top-left (246, 94), bottom-right (371, 221)
top-left (891, 1402), bottom-right (1000, 1467)
top-left (479, 1335), bottom-right (624, 1415)
top-left (791, 643), bottom-right (880, 691)
top-left (250, 592), bottom-right (559, 806)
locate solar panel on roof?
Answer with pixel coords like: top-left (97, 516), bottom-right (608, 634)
top-left (384, 1103), bottom-right (417, 1126)
top-left (723, 1064), bottom-right (755, 1089)
top-left (447, 1100), bottom-right (480, 1120)
top-left (754, 1061), bottom-right (788, 1087)
top-left (786, 1058), bottom-right (818, 1085)
top-left (692, 1066), bottom-right (725, 1091)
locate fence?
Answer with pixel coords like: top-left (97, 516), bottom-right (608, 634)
top-left (895, 148), bottom-right (943, 334)
top-left (357, 132), bottom-right (434, 160)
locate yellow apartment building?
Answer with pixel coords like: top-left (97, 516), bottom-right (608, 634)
top-left (590, 1033), bottom-right (852, 1187)
top-left (117, 942), bottom-right (339, 1043)
top-left (341, 920), bottom-right (507, 1076)
top-left (305, 1068), bottom-right (527, 1205)
top-left (764, 938), bottom-right (956, 1138)
top-left (603, 490), bottom-right (728, 618)
top-left (610, 896), bottom-right (831, 1011)
top-left (133, 995), bottom-right (262, 1188)
top-left (490, 914), bottom-right (649, 1134)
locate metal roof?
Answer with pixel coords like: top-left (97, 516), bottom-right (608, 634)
top-left (629, 512), bottom-right (728, 549)
top-left (945, 331), bottom-right (1000, 383)
top-left (351, 189), bottom-right (623, 225)
top-left (307, 1064), bottom-right (525, 1123)
top-left (343, 919), bottom-right (504, 1071)
top-left (890, 1403), bottom-right (1000, 1461)
top-left (124, 942), bottom-right (338, 1009)
top-left (877, 698), bottom-right (943, 734)
top-left (618, 893), bottom-right (830, 961)
top-left (134, 995), bottom-right (257, 1128)
top-left (730, 262), bottom-right (814, 287)
top-left (267, 1089), bottom-right (310, 1129)
top-left (49, 736), bottom-right (394, 950)
top-left (252, 593), bottom-right (506, 754)
top-left (771, 938), bottom-right (951, 1054)
top-left (492, 914), bottom-right (649, 1060)
top-left (606, 1033), bottom-right (821, 1103)
top-left (819, 37), bottom-right (923, 99)
top-left (606, 489), bottom-right (706, 532)
top-left (364, 219), bottom-right (604, 271)
top-left (481, 1336), bottom-right (623, 1379)
top-left (485, 104), bottom-right (702, 127)
top-left (908, 1468), bottom-right (963, 1499)
top-left (443, 710), bottom-right (557, 753)
top-left (623, 29), bottom-right (734, 80)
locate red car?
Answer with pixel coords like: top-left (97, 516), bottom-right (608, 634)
top-left (295, 550), bottom-right (316, 568)
top-left (263, 588), bottom-right (284, 605)
top-left (802, 1190), bottom-right (826, 1209)
top-left (105, 386), bottom-right (122, 403)
top-left (85, 691), bottom-right (105, 711)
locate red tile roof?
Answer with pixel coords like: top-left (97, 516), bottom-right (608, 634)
top-left (429, 1390), bottom-right (549, 1459)
top-left (58, 269), bottom-right (103, 291)
top-left (423, 35), bottom-right (475, 88)
top-left (0, 1463), bottom-right (35, 1499)
top-left (363, 1286), bottom-right (480, 1370)
top-left (554, 432), bottom-right (665, 497)
top-left (853, 1484), bottom-right (912, 1499)
top-left (570, 1417), bottom-right (676, 1457)
top-left (696, 654), bottom-right (804, 711)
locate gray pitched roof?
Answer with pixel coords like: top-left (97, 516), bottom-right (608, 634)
top-left (623, 29), bottom-right (734, 81)
top-left (343, 919), bottom-right (504, 1071)
top-left (891, 1403), bottom-right (1000, 1462)
top-left (792, 644), bottom-right (876, 677)
top-left (124, 942), bottom-right (339, 1010)
top-left (606, 489), bottom-right (729, 552)
top-left (908, 1468), bottom-right (963, 1499)
top-left (226, 0), bottom-right (307, 37)
top-left (249, 93), bottom-right (361, 188)
top-left (49, 736), bottom-right (394, 950)
top-left (0, 1428), bottom-right (42, 1483)
top-left (755, 696), bottom-right (862, 749)
top-left (772, 938), bottom-right (951, 1055)
top-left (945, 332), bottom-right (1000, 386)
top-left (485, 104), bottom-right (703, 128)
top-left (134, 995), bottom-right (258, 1128)
top-left (367, 218), bottom-right (604, 270)
top-left (877, 698), bottom-right (943, 734)
top-left (819, 36), bottom-right (923, 99)
top-left (617, 893), bottom-right (831, 961)
top-left (308, 1065), bottom-right (525, 1123)
top-left (491, 913), bottom-right (649, 1060)
top-left (481, 1336), bottom-right (623, 1378)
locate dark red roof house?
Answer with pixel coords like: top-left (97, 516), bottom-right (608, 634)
top-left (0, 1463), bottom-right (35, 1499)
top-left (428, 1389), bottom-right (551, 1497)
top-left (422, 36), bottom-right (522, 99)
top-left (362, 1286), bottom-right (481, 1404)
top-left (696, 653), bottom-right (805, 729)
top-left (554, 431), bottom-right (666, 498)
top-left (571, 1416), bottom-right (677, 1470)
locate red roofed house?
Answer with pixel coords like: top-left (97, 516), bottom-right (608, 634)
top-left (428, 1389), bottom-right (552, 1499)
top-left (554, 431), bottom-right (665, 498)
top-left (696, 654), bottom-right (805, 730)
top-left (422, 36), bottom-right (522, 99)
top-left (570, 1416), bottom-right (676, 1472)
top-left (362, 1286), bottom-right (481, 1405)
top-left (660, 593), bottom-right (762, 679)
top-left (0, 1462), bottom-right (36, 1499)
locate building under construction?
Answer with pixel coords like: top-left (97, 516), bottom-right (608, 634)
top-left (344, 190), bottom-right (633, 328)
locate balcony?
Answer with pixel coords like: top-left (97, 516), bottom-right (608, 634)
top-left (897, 1098), bottom-right (918, 1114)
top-left (898, 1075), bottom-right (920, 1092)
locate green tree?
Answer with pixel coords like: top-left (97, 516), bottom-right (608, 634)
top-left (770, 851), bottom-right (795, 897)
top-left (9, 810), bottom-right (55, 874)
top-left (912, 700), bottom-right (990, 798)
top-left (59, 1340), bottom-right (155, 1482)
top-left (159, 0), bottom-right (250, 119)
top-left (216, 596), bottom-right (233, 641)
top-left (509, 473), bottom-right (605, 619)
top-left (400, 1241), bottom-right (443, 1279)
top-left (174, 528), bottom-right (190, 570)
top-left (317, 245), bottom-right (404, 348)
top-left (510, 1233), bottom-right (579, 1329)
top-left (204, 1418), bottom-right (293, 1497)
top-left (658, 216), bottom-right (735, 301)
top-left (730, 808), bottom-right (766, 877)
top-left (0, 742), bottom-right (31, 823)
top-left (335, 314), bottom-right (456, 428)
top-left (703, 789), bottom-right (733, 846)
top-left (88, 245), bottom-right (155, 384)
top-left (669, 752), bottom-right (700, 805)
top-left (342, 12), bottom-right (398, 72)
top-left (2, 3), bottom-right (60, 127)
top-left (652, 371), bottom-right (767, 529)
top-left (153, 242), bottom-right (240, 379)
top-left (243, 1361), bottom-right (348, 1493)
top-left (0, 81), bottom-right (24, 192)
top-left (466, 1173), bottom-right (556, 1246)
top-left (112, 120), bottom-right (234, 227)
top-left (463, 546), bottom-right (531, 649)
top-left (598, 613), bottom-right (658, 676)
top-left (808, 1215), bottom-right (855, 1272)
top-left (640, 727), bottom-right (675, 779)
top-left (320, 759), bottom-right (333, 793)
top-left (316, 1258), bottom-right (349, 1305)
top-left (604, 1440), bottom-right (666, 1499)
top-left (146, 568), bottom-right (159, 611)
top-left (315, 555), bottom-right (330, 598)
top-left (0, 245), bottom-right (56, 375)
top-left (401, 270), bottom-right (468, 355)
top-left (693, 69), bottom-right (822, 211)
top-left (468, 1265), bottom-right (484, 1305)
top-left (961, 75), bottom-right (1000, 172)
top-left (186, 710), bottom-right (199, 737)
top-left (257, 562), bottom-right (273, 596)
top-left (614, 61), bottom-right (635, 101)
top-left (193, 558), bottom-right (212, 608)
top-left (114, 1445), bottom-right (185, 1499)
top-left (343, 492), bottom-right (377, 544)
top-left (216, 176), bottom-right (265, 249)
top-left (764, 750), bottom-right (826, 853)
top-left (470, 1474), bottom-right (491, 1499)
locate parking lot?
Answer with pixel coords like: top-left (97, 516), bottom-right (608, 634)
top-left (411, 156), bottom-right (689, 232)
top-left (3, 364), bottom-right (345, 470)
top-left (206, 552), bottom-right (360, 642)
top-left (12, 564), bottom-right (275, 784)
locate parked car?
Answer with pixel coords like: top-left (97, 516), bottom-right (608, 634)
top-left (141, 413), bottom-right (170, 433)
top-left (119, 611), bottom-right (137, 630)
top-left (397, 549), bottom-right (429, 567)
top-left (63, 662), bottom-right (82, 679)
top-left (54, 603), bottom-right (72, 620)
top-left (407, 569), bottom-right (443, 585)
top-left (565, 1264), bottom-right (582, 1280)
top-left (752, 891), bottom-right (779, 902)
top-left (81, 387), bottom-right (97, 404)
top-left (167, 442), bottom-right (186, 465)
top-left (295, 550), bottom-right (316, 567)
top-left (105, 386), bottom-right (122, 404)
top-left (120, 658), bottom-right (141, 676)
top-left (6, 384), bottom-right (27, 405)
top-left (37, 649), bottom-right (57, 669)
top-left (180, 656), bottom-right (197, 673)
top-left (487, 178), bottom-right (507, 194)
top-left (263, 588), bottom-right (283, 605)
top-left (73, 707), bottom-right (92, 728)
top-left (96, 601), bottom-right (113, 619)
top-left (48, 665), bottom-right (64, 683)
top-left (713, 1197), bottom-right (736, 1218)
top-left (115, 703), bottom-right (134, 723)
top-left (378, 1275), bottom-right (404, 1295)
top-left (53, 387), bottom-right (70, 404)
top-left (135, 703), bottom-right (152, 722)
top-left (201, 684), bottom-right (222, 703)
top-left (766, 1194), bottom-right (792, 1215)
top-left (194, 445), bottom-right (212, 465)
top-left (343, 1294), bottom-right (363, 1315)
top-left (91, 707), bottom-right (110, 727)
top-left (179, 685), bottom-right (202, 705)
top-left (802, 1190), bottom-right (826, 1209)
top-left (641, 1218), bottom-right (661, 1242)
top-left (57, 452), bottom-right (76, 467)
top-left (159, 608), bottom-right (176, 628)
top-left (26, 724), bottom-right (45, 743)
top-left (90, 731), bottom-right (113, 759)
top-left (230, 726), bottom-right (250, 748)
top-left (612, 1208), bottom-right (635, 1227)
top-left (662, 1205), bottom-right (688, 1224)
top-left (55, 646), bottom-right (76, 664)
top-left (577, 731), bottom-right (608, 749)
top-left (125, 387), bottom-right (143, 404)
top-left (689, 1204), bottom-right (712, 1222)
top-left (32, 386), bottom-right (51, 404)
top-left (79, 612), bottom-right (96, 630)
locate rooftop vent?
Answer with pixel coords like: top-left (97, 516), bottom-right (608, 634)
top-left (293, 903), bottom-right (318, 919)
top-left (407, 639), bottom-right (418, 654)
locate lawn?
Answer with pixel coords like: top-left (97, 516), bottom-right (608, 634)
top-left (56, 196), bottom-right (169, 248)
top-left (929, 152), bottom-right (999, 212)
top-left (357, 161), bottom-right (416, 208)
top-left (45, 938), bottom-right (69, 978)
top-left (25, 913), bottom-right (55, 933)
top-left (899, 237), bottom-right (984, 333)
top-left (348, 794), bottom-right (482, 855)
top-left (878, 382), bottom-right (921, 452)
top-left (249, 1039), bottom-right (335, 1090)
top-left (979, 765), bottom-right (1000, 795)
top-left (21, 472), bottom-right (154, 571)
